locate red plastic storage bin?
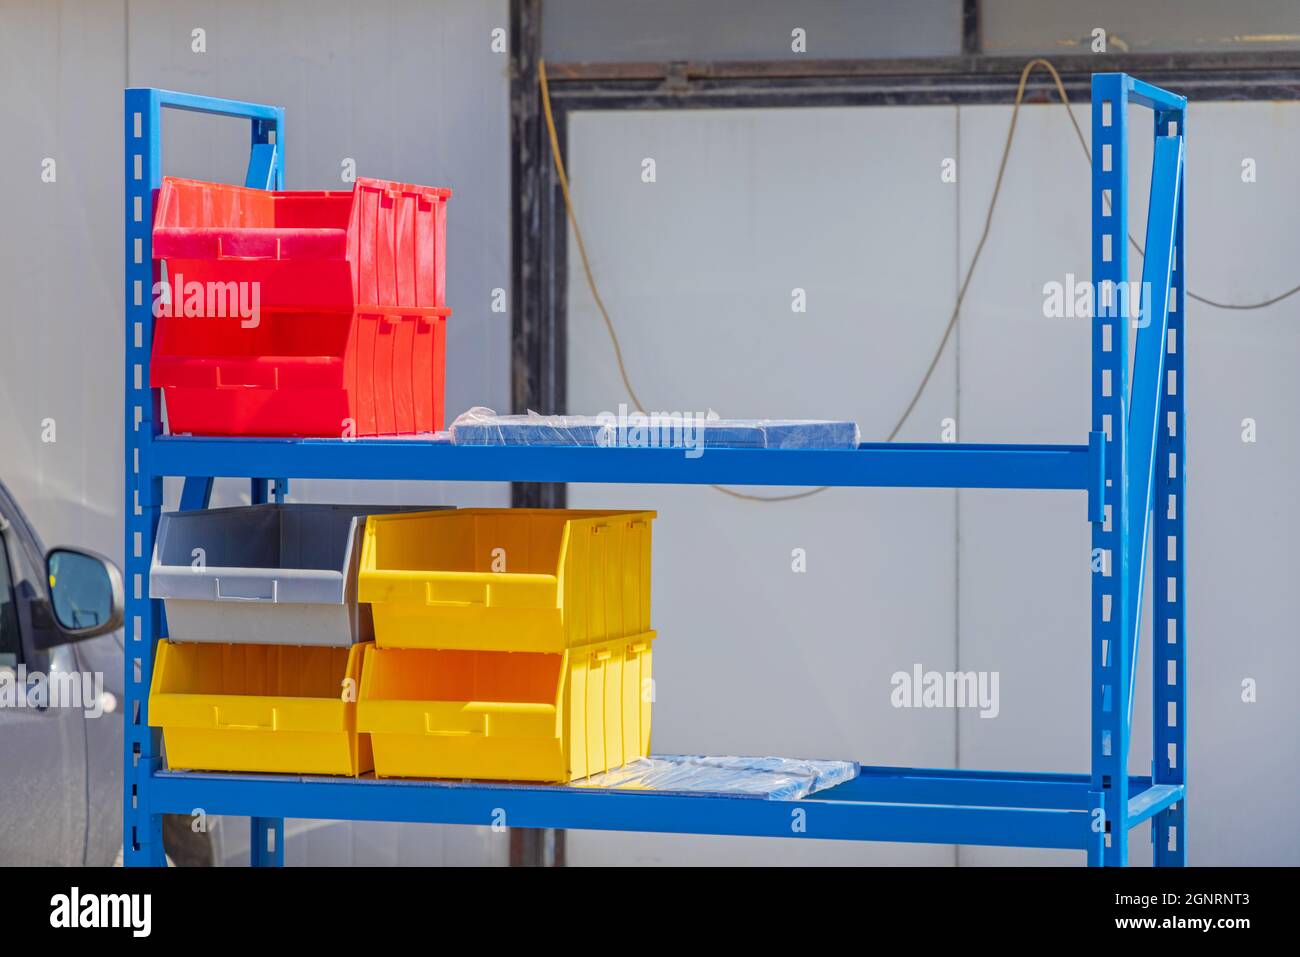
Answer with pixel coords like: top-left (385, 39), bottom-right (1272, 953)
top-left (152, 176), bottom-right (450, 311)
top-left (151, 311), bottom-right (447, 437)
top-left (149, 176), bottom-right (452, 437)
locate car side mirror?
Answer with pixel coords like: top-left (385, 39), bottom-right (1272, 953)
top-left (42, 547), bottom-right (124, 643)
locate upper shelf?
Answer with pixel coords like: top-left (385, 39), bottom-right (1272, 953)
top-left (149, 434), bottom-right (1104, 502)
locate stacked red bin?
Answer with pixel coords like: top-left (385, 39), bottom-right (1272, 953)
top-left (151, 176), bottom-right (451, 436)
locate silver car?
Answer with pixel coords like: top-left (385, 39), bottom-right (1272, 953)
top-left (0, 479), bottom-right (215, 865)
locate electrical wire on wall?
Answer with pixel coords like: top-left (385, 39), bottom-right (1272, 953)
top-left (537, 57), bottom-right (1299, 503)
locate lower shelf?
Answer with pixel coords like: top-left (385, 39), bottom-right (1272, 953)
top-left (147, 764), bottom-right (1183, 852)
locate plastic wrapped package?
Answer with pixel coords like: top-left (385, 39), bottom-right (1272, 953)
top-left (573, 755), bottom-right (859, 801)
top-left (450, 407), bottom-right (860, 452)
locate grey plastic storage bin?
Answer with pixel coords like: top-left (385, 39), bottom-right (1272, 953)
top-left (150, 504), bottom-right (441, 647)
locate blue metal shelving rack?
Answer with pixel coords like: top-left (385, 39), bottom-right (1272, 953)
top-left (123, 73), bottom-right (1186, 867)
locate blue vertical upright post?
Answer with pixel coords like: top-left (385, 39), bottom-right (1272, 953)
top-left (1152, 104), bottom-right (1188, 866)
top-left (251, 817), bottom-right (286, 867)
top-left (242, 105), bottom-right (289, 864)
top-left (124, 88), bottom-right (168, 867)
top-left (1090, 74), bottom-right (1132, 866)
top-left (247, 113), bottom-right (286, 508)
top-left (245, 107), bottom-right (289, 863)
top-left (124, 88), bottom-right (288, 866)
top-left (248, 110), bottom-right (285, 189)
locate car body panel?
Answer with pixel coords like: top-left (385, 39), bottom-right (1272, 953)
top-left (0, 491), bottom-right (89, 866)
top-left (75, 633), bottom-right (126, 866)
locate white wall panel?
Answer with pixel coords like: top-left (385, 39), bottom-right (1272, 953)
top-left (564, 105), bottom-right (960, 865)
top-left (543, 0), bottom-right (962, 62)
top-left (0, 0), bottom-right (512, 866)
top-left (982, 0), bottom-right (1300, 55)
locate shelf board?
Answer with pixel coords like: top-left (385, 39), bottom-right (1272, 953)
top-left (147, 765), bottom-right (1178, 851)
top-left (148, 436), bottom-right (1102, 495)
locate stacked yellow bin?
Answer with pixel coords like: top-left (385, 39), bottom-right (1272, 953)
top-left (356, 509), bottom-right (656, 782)
top-left (144, 504), bottom-right (434, 778)
top-left (148, 641), bottom-right (371, 776)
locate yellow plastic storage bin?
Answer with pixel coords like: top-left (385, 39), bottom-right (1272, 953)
top-left (148, 640), bottom-right (372, 776)
top-left (358, 508), bottom-right (655, 653)
top-left (357, 634), bottom-right (653, 782)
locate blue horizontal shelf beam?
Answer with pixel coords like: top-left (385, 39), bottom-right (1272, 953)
top-left (149, 767), bottom-right (1096, 851)
top-left (817, 766), bottom-right (1157, 811)
top-left (148, 438), bottom-right (1099, 493)
top-left (1124, 75), bottom-right (1188, 113)
top-left (142, 88), bottom-right (284, 122)
top-left (1126, 784), bottom-right (1185, 829)
top-left (1094, 73), bottom-right (1187, 114)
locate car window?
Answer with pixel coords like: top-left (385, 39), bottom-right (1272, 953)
top-left (0, 535), bottom-right (20, 668)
